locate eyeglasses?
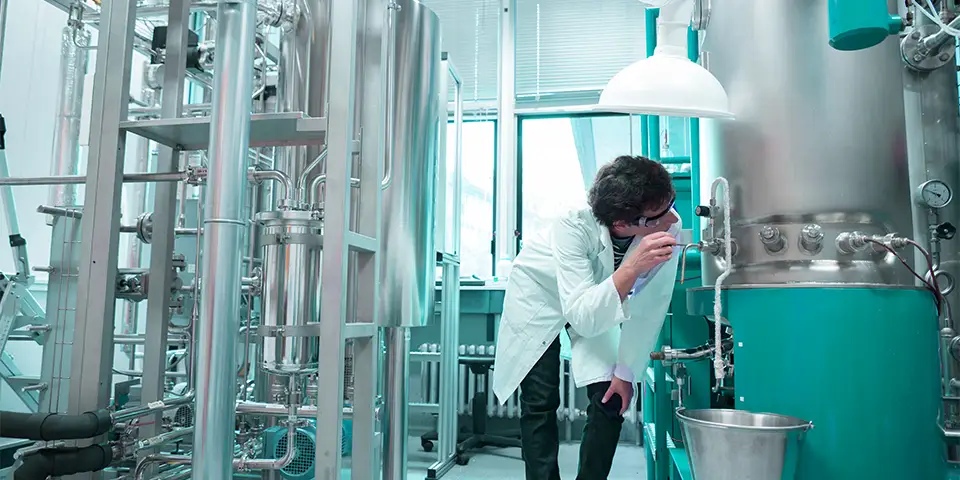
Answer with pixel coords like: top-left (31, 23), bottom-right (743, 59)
top-left (637, 199), bottom-right (676, 227)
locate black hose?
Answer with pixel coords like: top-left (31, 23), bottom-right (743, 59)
top-left (0, 410), bottom-right (113, 441)
top-left (14, 444), bottom-right (113, 480)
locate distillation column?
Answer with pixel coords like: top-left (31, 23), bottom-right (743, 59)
top-left (192, 0), bottom-right (257, 477)
top-left (690, 0), bottom-right (944, 478)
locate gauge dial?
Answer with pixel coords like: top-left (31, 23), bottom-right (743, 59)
top-left (918, 180), bottom-right (953, 209)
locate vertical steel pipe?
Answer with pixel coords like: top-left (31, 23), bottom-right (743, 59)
top-left (192, 0), bottom-right (256, 477)
top-left (276, 3), bottom-right (311, 203)
top-left (382, 327), bottom-right (411, 479)
top-left (304, 0), bottom-right (330, 184)
top-left (48, 13), bottom-right (90, 209)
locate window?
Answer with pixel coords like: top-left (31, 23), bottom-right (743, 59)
top-left (517, 114), bottom-right (691, 244)
top-left (447, 119), bottom-right (496, 278)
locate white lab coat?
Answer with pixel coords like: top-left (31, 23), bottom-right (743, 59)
top-left (492, 208), bottom-right (680, 403)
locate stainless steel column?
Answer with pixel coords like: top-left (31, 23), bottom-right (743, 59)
top-left (192, 0), bottom-right (256, 477)
top-left (382, 327), bottom-right (411, 479)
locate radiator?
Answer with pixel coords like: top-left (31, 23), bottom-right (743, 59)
top-left (416, 343), bottom-right (587, 421)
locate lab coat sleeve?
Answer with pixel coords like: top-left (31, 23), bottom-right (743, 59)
top-left (614, 252), bottom-right (680, 382)
top-left (552, 216), bottom-right (629, 338)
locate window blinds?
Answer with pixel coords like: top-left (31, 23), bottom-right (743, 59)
top-left (515, 0), bottom-right (647, 99)
top-left (420, 0), bottom-right (500, 102)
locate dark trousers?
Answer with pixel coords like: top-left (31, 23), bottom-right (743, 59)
top-left (519, 335), bottom-right (624, 480)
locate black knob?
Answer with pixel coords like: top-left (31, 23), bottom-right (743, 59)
top-left (695, 205), bottom-right (712, 217)
top-left (936, 222), bottom-right (957, 240)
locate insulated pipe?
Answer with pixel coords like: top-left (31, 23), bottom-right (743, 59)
top-left (0, 410), bottom-right (112, 440)
top-left (48, 14), bottom-right (90, 209)
top-left (14, 444), bottom-right (114, 480)
top-left (192, 1), bottom-right (257, 477)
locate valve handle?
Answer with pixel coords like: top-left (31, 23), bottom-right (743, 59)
top-left (936, 222), bottom-right (957, 240)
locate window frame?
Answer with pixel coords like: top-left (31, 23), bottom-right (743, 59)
top-left (447, 116), bottom-right (499, 278)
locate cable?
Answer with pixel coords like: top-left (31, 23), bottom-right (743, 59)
top-left (864, 238), bottom-right (942, 315)
top-left (710, 177), bottom-right (732, 381)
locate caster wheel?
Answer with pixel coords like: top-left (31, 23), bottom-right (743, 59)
top-left (455, 454), bottom-right (469, 466)
top-left (421, 440), bottom-right (434, 452)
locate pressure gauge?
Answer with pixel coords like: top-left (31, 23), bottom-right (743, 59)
top-left (918, 180), bottom-right (953, 209)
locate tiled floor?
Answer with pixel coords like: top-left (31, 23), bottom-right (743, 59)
top-left (406, 440), bottom-right (647, 480)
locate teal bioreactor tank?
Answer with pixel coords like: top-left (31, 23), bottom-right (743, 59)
top-left (642, 0), bottom-right (952, 479)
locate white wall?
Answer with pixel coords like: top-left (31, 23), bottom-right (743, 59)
top-left (0, 0), bottom-right (69, 275)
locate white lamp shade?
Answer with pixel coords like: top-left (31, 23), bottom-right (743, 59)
top-left (596, 51), bottom-right (734, 119)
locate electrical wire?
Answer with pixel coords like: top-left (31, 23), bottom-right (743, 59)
top-left (864, 238), bottom-right (943, 316)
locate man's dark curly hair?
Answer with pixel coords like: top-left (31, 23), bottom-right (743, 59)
top-left (588, 155), bottom-right (674, 228)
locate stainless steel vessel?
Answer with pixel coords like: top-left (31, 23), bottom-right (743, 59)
top-left (378, 0), bottom-right (443, 327)
top-left (257, 210), bottom-right (323, 374)
top-left (699, 0), bottom-right (914, 287)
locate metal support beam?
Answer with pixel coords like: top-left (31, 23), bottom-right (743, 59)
top-left (495, 0), bottom-right (518, 266)
top-left (350, 0), bottom-right (386, 475)
top-left (316, 0), bottom-right (359, 475)
top-left (67, 0), bottom-right (137, 425)
top-left (139, 0), bottom-right (191, 451)
top-left (192, 0), bottom-right (257, 477)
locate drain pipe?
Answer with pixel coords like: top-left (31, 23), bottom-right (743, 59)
top-left (192, 0), bottom-right (257, 477)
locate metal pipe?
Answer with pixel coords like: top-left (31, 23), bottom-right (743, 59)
top-left (237, 402), bottom-right (298, 471)
top-left (309, 174), bottom-right (360, 205)
top-left (48, 13), bottom-right (90, 208)
top-left (192, 0), bottom-right (257, 477)
top-left (248, 169), bottom-right (293, 205)
top-left (0, 171), bottom-right (187, 186)
top-left (304, 0), bottom-right (330, 190)
top-left (112, 390), bottom-right (195, 423)
top-left (135, 427), bottom-right (193, 452)
top-left (381, 1), bottom-right (399, 189)
top-left (382, 328), bottom-right (411, 479)
top-left (297, 149), bottom-right (327, 204)
top-left (275, 0), bottom-right (311, 207)
top-left (920, 15), bottom-right (960, 55)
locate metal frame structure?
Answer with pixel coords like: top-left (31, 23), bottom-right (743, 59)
top-left (0, 0), bottom-right (457, 478)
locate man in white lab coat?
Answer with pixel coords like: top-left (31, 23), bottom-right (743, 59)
top-left (492, 155), bottom-right (681, 480)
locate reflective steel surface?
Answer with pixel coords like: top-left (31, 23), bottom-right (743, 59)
top-left (677, 408), bottom-right (812, 480)
top-left (257, 210), bottom-right (323, 374)
top-left (699, 0), bottom-right (914, 286)
top-left (378, 0), bottom-right (442, 327)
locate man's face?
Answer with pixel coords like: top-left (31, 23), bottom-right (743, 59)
top-left (611, 198), bottom-right (679, 238)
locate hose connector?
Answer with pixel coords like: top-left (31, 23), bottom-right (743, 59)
top-left (836, 231), bottom-right (869, 255)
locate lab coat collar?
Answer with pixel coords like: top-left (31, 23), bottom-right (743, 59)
top-left (596, 218), bottom-right (614, 276)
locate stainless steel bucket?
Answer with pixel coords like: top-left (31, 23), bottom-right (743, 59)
top-left (676, 408), bottom-right (814, 480)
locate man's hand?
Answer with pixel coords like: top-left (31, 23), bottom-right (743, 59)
top-left (622, 232), bottom-right (676, 275)
top-left (602, 376), bottom-right (635, 415)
